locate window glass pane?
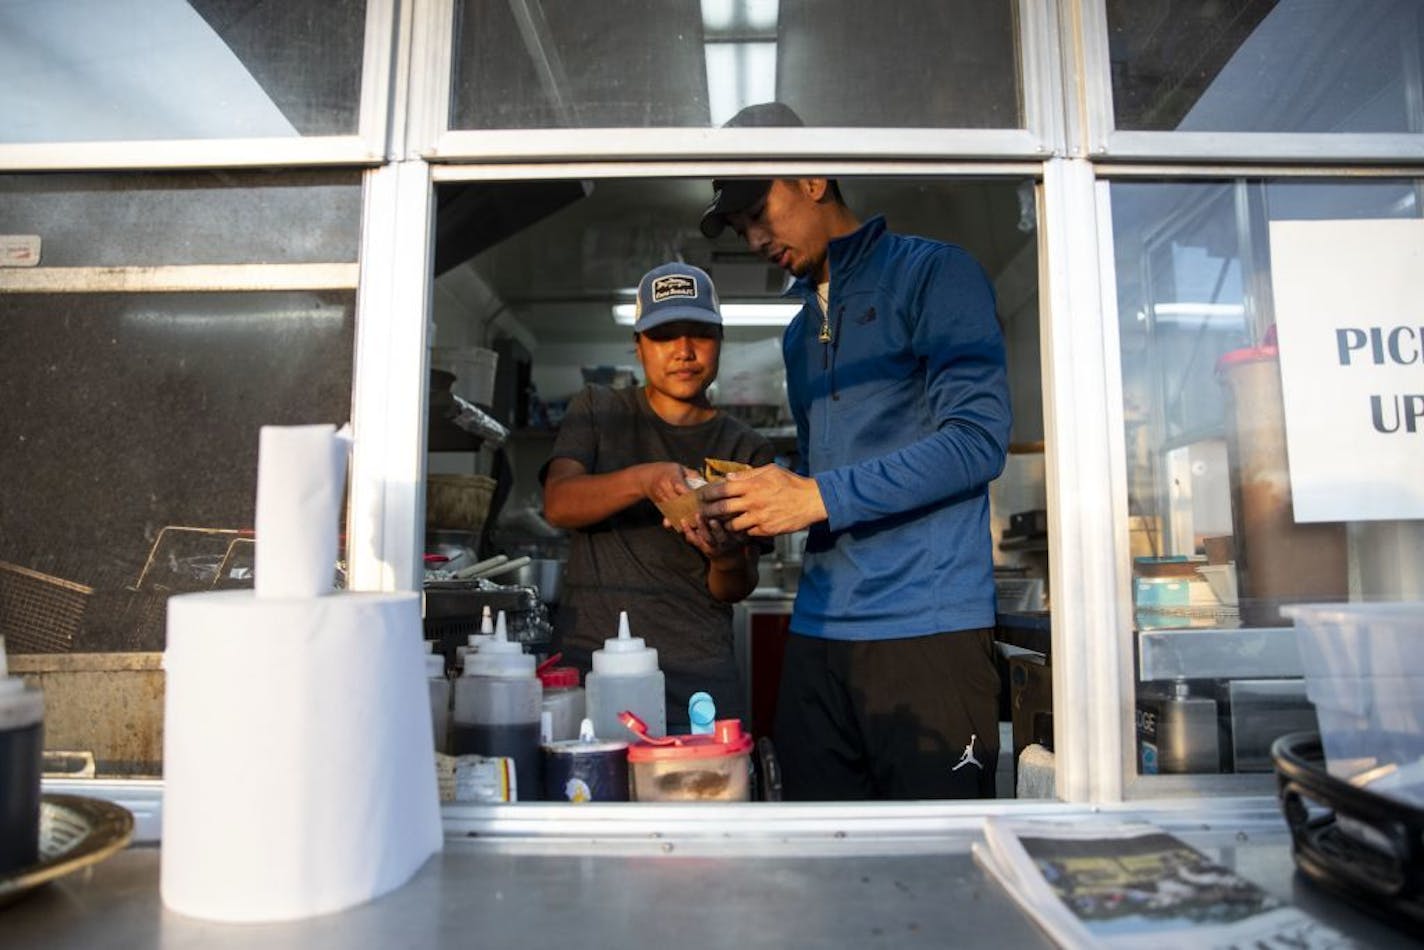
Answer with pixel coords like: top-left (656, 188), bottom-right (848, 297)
top-left (451, 0), bottom-right (1020, 129)
top-left (0, 290), bottom-right (355, 778)
top-left (0, 0), bottom-right (368, 143)
top-left (0, 171), bottom-right (362, 266)
top-left (1108, 0), bottom-right (1424, 133)
top-left (1111, 177), bottom-right (1424, 779)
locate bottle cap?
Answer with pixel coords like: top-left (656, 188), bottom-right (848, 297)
top-left (688, 691), bottom-right (716, 735)
top-left (425, 653), bottom-right (445, 677)
top-left (591, 611), bottom-right (659, 675)
top-left (464, 611), bottom-right (535, 677)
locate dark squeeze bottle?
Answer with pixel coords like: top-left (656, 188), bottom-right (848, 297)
top-left (451, 613), bottom-right (542, 800)
top-left (1, 643), bottom-right (45, 874)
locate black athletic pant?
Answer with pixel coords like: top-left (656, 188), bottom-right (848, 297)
top-left (773, 629), bottom-right (1000, 801)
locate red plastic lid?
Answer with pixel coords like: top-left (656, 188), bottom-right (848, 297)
top-left (539, 666), bottom-right (580, 688)
top-left (621, 714), bottom-right (754, 762)
top-left (1217, 325), bottom-right (1279, 371)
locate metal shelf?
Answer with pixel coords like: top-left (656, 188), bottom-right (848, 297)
top-left (1137, 625), bottom-right (1303, 682)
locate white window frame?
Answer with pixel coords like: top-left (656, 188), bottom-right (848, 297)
top-left (0, 0), bottom-right (399, 171)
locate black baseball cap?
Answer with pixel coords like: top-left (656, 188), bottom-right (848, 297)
top-left (700, 102), bottom-right (805, 239)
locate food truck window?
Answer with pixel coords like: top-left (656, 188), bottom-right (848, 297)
top-left (426, 174), bottom-right (1045, 801)
top-left (449, 0), bottom-right (1020, 129)
top-left (1109, 177), bottom-right (1424, 781)
top-left (0, 170), bottom-right (361, 779)
top-left (0, 0), bottom-right (369, 143)
top-left (1107, 0), bottom-right (1423, 135)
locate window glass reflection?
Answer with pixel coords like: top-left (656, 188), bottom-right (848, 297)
top-left (0, 0), bottom-right (367, 143)
top-left (1111, 178), bottom-right (1424, 779)
top-left (1108, 0), bottom-right (1424, 133)
top-left (0, 290), bottom-right (355, 779)
top-left (451, 0), bottom-right (1020, 129)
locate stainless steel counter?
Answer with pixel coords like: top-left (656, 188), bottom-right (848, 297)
top-left (4, 799), bottom-right (1415, 948)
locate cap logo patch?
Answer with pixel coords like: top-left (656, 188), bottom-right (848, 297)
top-left (651, 274), bottom-right (698, 302)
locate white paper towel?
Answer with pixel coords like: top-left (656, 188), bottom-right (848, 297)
top-left (161, 590), bottom-right (442, 922)
top-left (255, 424), bottom-right (350, 599)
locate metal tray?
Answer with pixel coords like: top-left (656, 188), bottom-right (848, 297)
top-left (0, 794), bottom-right (134, 906)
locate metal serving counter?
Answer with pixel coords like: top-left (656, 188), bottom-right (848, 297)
top-left (5, 798), bottom-right (1418, 948)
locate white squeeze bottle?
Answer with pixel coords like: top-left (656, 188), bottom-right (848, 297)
top-left (455, 605), bottom-right (497, 674)
top-left (585, 611), bottom-right (666, 740)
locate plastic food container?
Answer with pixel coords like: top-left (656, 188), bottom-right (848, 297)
top-left (1283, 601), bottom-right (1424, 804)
top-left (621, 713), bottom-right (753, 802)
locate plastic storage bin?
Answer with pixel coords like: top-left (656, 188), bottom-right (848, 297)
top-left (1284, 602), bottom-right (1424, 803)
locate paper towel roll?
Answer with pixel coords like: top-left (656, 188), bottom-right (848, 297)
top-left (255, 424), bottom-right (349, 599)
top-left (161, 589), bottom-right (442, 922)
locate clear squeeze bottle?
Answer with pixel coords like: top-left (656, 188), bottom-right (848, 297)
top-left (426, 641), bottom-right (450, 754)
top-left (537, 655), bottom-right (586, 743)
top-left (451, 611), bottom-right (543, 800)
top-left (585, 611), bottom-right (666, 740)
top-left (455, 605), bottom-right (497, 675)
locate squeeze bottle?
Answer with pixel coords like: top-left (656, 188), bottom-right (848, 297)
top-left (585, 611), bottom-right (665, 740)
top-left (452, 611), bottom-right (542, 799)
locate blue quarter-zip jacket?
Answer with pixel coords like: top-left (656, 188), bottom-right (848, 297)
top-left (784, 215), bottom-right (1011, 640)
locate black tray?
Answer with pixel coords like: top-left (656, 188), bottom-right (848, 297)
top-left (1272, 731), bottom-right (1424, 936)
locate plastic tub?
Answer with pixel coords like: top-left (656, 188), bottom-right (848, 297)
top-left (1284, 602), bottom-right (1424, 800)
top-left (624, 717), bottom-right (753, 802)
top-left (1284, 602), bottom-right (1424, 681)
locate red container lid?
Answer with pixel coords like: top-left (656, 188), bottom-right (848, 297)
top-left (539, 666), bottom-right (580, 689)
top-left (1216, 325), bottom-right (1279, 371)
top-left (621, 713), bottom-right (753, 762)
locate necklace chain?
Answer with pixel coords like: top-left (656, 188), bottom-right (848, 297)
top-left (817, 286), bottom-right (831, 343)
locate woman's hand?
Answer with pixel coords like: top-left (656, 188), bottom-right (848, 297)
top-left (641, 462), bottom-right (700, 504)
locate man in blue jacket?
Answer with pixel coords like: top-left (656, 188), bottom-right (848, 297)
top-left (699, 124), bottom-right (1011, 799)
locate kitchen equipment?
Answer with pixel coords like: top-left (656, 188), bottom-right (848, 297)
top-left (585, 611), bottom-right (665, 740)
top-left (0, 561), bottom-right (91, 653)
top-left (423, 581), bottom-right (554, 653)
top-left (1217, 342), bottom-right (1347, 625)
top-left (621, 711), bottom-right (753, 802)
top-left (1137, 680), bottom-right (1220, 774)
top-left (464, 555), bottom-right (531, 582)
top-left (451, 614), bottom-right (542, 800)
top-left (452, 554), bottom-right (507, 580)
top-left (1223, 678), bottom-right (1318, 772)
top-left (0, 795), bottom-right (134, 906)
top-left (508, 558), bottom-right (564, 604)
top-left (1274, 731), bottom-right (1424, 937)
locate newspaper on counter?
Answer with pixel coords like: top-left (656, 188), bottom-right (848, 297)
top-left (972, 818), bottom-right (1355, 949)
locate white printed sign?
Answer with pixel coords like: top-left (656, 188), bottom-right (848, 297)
top-left (1271, 218), bottom-right (1424, 522)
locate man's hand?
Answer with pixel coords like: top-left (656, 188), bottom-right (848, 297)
top-left (698, 464), bottom-right (828, 537)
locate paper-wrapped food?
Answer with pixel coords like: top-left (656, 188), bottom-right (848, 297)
top-left (653, 457), bottom-right (752, 529)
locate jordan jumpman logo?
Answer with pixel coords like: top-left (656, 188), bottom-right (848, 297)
top-left (952, 733), bottom-right (982, 771)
